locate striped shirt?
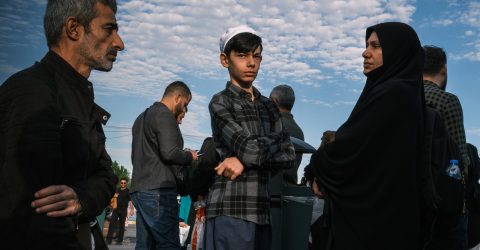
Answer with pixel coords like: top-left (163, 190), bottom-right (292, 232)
top-left (424, 80), bottom-right (470, 169)
top-left (206, 82), bottom-right (296, 224)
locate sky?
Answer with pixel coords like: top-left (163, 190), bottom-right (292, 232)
top-left (1, 0), bottom-right (479, 180)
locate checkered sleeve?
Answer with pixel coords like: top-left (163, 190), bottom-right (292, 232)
top-left (444, 94), bottom-right (470, 166)
top-left (209, 95), bottom-right (293, 169)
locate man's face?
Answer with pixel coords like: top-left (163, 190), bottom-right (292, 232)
top-left (120, 179), bottom-right (127, 189)
top-left (176, 110), bottom-right (186, 124)
top-left (222, 46), bottom-right (262, 87)
top-left (79, 3), bottom-right (124, 72)
top-left (362, 31), bottom-right (383, 74)
top-left (174, 94), bottom-right (191, 120)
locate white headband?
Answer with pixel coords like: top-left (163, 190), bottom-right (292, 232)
top-left (219, 25), bottom-right (258, 52)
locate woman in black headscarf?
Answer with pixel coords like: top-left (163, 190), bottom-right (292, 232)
top-left (309, 22), bottom-right (425, 250)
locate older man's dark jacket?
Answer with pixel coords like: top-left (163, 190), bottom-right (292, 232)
top-left (0, 51), bottom-right (117, 249)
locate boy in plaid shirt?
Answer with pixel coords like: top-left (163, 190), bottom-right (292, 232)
top-left (205, 25), bottom-right (296, 250)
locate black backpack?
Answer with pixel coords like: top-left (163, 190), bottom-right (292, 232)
top-left (173, 137), bottom-right (219, 196)
top-left (466, 143), bottom-right (480, 211)
top-left (466, 143), bottom-right (480, 248)
top-left (420, 106), bottom-right (466, 247)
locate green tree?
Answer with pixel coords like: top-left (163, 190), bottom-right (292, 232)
top-left (111, 161), bottom-right (131, 188)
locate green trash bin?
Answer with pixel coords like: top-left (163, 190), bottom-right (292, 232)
top-left (270, 174), bottom-right (314, 250)
top-left (270, 137), bottom-right (316, 250)
top-left (282, 195), bottom-right (314, 250)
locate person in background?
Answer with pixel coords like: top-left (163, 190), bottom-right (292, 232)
top-left (106, 177), bottom-right (134, 245)
top-left (309, 22), bottom-right (425, 250)
top-left (130, 81), bottom-right (198, 249)
top-left (0, 0), bottom-right (123, 249)
top-left (423, 45), bottom-right (470, 250)
top-left (270, 84), bottom-right (305, 185)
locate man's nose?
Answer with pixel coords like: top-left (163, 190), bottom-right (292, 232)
top-left (112, 30), bottom-right (125, 51)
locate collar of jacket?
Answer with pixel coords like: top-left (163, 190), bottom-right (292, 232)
top-left (225, 81), bottom-right (261, 100)
top-left (41, 51), bottom-right (94, 97)
top-left (423, 80), bottom-right (443, 91)
top-left (40, 51), bottom-right (111, 125)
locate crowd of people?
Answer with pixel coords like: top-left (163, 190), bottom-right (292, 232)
top-left (1, 0), bottom-right (479, 250)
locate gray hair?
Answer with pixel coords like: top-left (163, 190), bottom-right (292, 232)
top-left (44, 0), bottom-right (117, 48)
top-left (270, 84), bottom-right (295, 111)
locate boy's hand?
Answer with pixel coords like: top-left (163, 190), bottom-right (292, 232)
top-left (189, 150), bottom-right (198, 161)
top-left (312, 180), bottom-right (324, 199)
top-left (215, 157), bottom-right (244, 180)
top-left (321, 130), bottom-right (336, 146)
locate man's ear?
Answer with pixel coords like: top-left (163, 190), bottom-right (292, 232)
top-left (65, 16), bottom-right (83, 41)
top-left (173, 94), bottom-right (182, 105)
top-left (220, 53), bottom-right (229, 68)
top-left (441, 64), bottom-right (447, 77)
top-left (271, 97), bottom-right (279, 106)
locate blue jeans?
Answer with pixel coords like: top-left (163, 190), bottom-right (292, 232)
top-left (131, 188), bottom-right (180, 250)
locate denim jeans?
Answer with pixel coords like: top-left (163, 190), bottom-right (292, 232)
top-left (131, 188), bottom-right (180, 250)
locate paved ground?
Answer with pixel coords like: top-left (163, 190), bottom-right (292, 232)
top-left (104, 216), bottom-right (136, 250)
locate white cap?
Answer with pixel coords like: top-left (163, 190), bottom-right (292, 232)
top-left (219, 25), bottom-right (258, 52)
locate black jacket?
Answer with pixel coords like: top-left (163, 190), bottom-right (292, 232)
top-left (130, 102), bottom-right (193, 192)
top-left (0, 51), bottom-right (117, 249)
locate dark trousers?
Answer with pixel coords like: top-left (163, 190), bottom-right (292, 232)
top-left (107, 208), bottom-right (128, 243)
top-left (205, 216), bottom-right (271, 250)
top-left (426, 212), bottom-right (468, 250)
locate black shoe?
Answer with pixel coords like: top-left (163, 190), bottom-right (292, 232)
top-left (115, 241), bottom-right (123, 245)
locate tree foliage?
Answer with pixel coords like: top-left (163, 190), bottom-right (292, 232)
top-left (111, 161), bottom-right (131, 188)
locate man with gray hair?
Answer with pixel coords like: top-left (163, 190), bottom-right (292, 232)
top-left (270, 84), bottom-right (305, 185)
top-left (0, 0), bottom-right (124, 249)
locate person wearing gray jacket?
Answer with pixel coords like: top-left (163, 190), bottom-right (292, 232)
top-left (130, 81), bottom-right (198, 249)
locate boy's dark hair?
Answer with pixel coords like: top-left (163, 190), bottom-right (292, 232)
top-left (163, 81), bottom-right (191, 98)
top-left (270, 85), bottom-right (295, 111)
top-left (224, 32), bottom-right (263, 57)
top-left (120, 177), bottom-right (128, 182)
top-left (423, 45), bottom-right (447, 76)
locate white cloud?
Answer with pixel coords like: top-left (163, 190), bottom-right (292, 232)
top-left (446, 2), bottom-right (480, 61)
top-left (433, 19), bottom-right (454, 26)
top-left (300, 97), bottom-right (356, 107)
top-left (459, 2), bottom-right (480, 28)
top-left (90, 0), bottom-right (416, 98)
top-left (467, 128), bottom-right (480, 136)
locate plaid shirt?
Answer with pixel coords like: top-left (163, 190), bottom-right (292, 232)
top-left (424, 80), bottom-right (470, 168)
top-left (206, 82), bottom-right (296, 224)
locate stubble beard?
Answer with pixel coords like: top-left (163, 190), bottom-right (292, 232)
top-left (79, 34), bottom-right (114, 72)
top-left (174, 103), bottom-right (184, 119)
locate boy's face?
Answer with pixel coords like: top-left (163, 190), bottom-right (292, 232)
top-left (221, 46), bottom-right (262, 87)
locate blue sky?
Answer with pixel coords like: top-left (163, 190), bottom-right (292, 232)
top-left (1, 0), bottom-right (479, 179)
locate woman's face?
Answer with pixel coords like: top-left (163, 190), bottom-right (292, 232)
top-left (362, 31), bottom-right (383, 74)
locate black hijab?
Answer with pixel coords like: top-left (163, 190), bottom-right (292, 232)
top-left (310, 22), bottom-right (425, 250)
